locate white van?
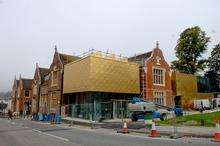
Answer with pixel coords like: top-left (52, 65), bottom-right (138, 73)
top-left (212, 98), bottom-right (220, 108)
top-left (193, 99), bottom-right (211, 110)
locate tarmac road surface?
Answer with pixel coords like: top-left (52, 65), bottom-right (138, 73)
top-left (0, 118), bottom-right (219, 146)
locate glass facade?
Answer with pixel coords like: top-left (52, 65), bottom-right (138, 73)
top-left (63, 92), bottom-right (134, 121)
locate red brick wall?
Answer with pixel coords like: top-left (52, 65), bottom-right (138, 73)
top-left (32, 68), bottom-right (40, 113)
top-left (18, 80), bottom-right (33, 114)
top-left (48, 51), bottom-right (63, 114)
top-left (142, 48), bottom-right (173, 106)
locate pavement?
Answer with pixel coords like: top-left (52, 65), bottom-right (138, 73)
top-left (62, 117), bottom-right (216, 138)
top-left (1, 118), bottom-right (220, 146)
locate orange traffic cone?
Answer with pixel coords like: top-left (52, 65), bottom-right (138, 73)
top-left (149, 121), bottom-right (158, 137)
top-left (213, 121), bottom-right (220, 142)
top-left (122, 121), bottom-right (129, 134)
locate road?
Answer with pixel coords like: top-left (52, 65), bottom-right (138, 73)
top-left (0, 118), bottom-right (219, 146)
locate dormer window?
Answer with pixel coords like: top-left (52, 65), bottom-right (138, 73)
top-left (156, 56), bottom-right (161, 65)
top-left (25, 91), bottom-right (29, 97)
top-left (44, 75), bottom-right (50, 81)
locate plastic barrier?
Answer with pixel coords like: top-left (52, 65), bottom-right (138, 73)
top-left (46, 114), bottom-right (52, 122)
top-left (38, 113), bottom-right (43, 121)
top-left (55, 115), bottom-right (61, 124)
top-left (33, 114), bottom-right (38, 121)
top-left (50, 114), bottom-right (55, 124)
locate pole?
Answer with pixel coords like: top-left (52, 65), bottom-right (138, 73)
top-left (171, 96), bottom-right (179, 139)
top-left (121, 100), bottom-right (123, 122)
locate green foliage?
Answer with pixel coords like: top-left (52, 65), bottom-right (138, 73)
top-left (205, 43), bottom-right (220, 92)
top-left (158, 112), bottom-right (220, 127)
top-left (0, 101), bottom-right (7, 111)
top-left (171, 26), bottom-right (210, 74)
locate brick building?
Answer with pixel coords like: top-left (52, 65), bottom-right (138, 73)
top-left (16, 76), bottom-right (33, 115)
top-left (11, 77), bottom-right (19, 112)
top-left (129, 42), bottom-right (173, 106)
top-left (39, 73), bottom-right (50, 114)
top-left (32, 63), bottom-right (49, 114)
top-left (47, 47), bottom-right (80, 115)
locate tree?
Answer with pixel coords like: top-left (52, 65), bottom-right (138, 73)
top-left (171, 26), bottom-right (210, 74)
top-left (205, 43), bottom-right (220, 92)
top-left (0, 101), bottom-right (7, 111)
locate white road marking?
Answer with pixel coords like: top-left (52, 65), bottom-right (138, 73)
top-left (32, 129), bottom-right (69, 142)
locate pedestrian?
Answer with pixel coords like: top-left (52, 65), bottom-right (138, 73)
top-left (20, 110), bottom-right (23, 118)
top-left (8, 110), bottom-right (12, 120)
top-left (200, 101), bottom-right (204, 113)
top-left (24, 110), bottom-right (27, 119)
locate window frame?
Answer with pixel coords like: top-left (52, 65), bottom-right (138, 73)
top-left (25, 90), bottom-right (29, 97)
top-left (153, 91), bottom-right (166, 105)
top-left (51, 70), bottom-right (59, 86)
top-left (152, 67), bottom-right (165, 86)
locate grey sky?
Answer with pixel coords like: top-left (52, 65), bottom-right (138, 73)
top-left (0, 0), bottom-right (219, 92)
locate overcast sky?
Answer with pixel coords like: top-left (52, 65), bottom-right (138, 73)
top-left (0, 0), bottom-right (219, 92)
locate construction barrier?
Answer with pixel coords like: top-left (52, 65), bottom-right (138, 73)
top-left (32, 113), bottom-right (38, 121)
top-left (50, 114), bottom-right (56, 124)
top-left (38, 113), bottom-right (43, 121)
top-left (47, 114), bottom-right (52, 122)
top-left (55, 115), bottom-right (62, 124)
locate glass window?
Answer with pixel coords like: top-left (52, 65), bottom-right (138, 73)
top-left (52, 71), bottom-right (58, 86)
top-left (153, 68), bottom-right (164, 85)
top-left (153, 91), bottom-right (165, 105)
top-left (44, 75), bottom-right (49, 81)
top-left (25, 91), bottom-right (29, 97)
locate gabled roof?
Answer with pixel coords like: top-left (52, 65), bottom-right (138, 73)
top-left (128, 51), bottom-right (152, 66)
top-left (59, 53), bottom-right (80, 65)
top-left (16, 80), bottom-right (19, 87)
top-left (21, 78), bottom-right (33, 90)
top-left (128, 51), bottom-right (152, 61)
top-left (13, 79), bottom-right (19, 89)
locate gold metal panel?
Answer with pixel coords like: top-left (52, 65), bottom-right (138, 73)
top-left (63, 55), bottom-right (140, 94)
top-left (171, 72), bottom-right (213, 108)
top-left (173, 72), bottom-right (198, 94)
top-left (63, 57), bottom-right (91, 93)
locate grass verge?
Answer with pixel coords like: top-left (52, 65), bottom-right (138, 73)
top-left (157, 111), bottom-right (220, 127)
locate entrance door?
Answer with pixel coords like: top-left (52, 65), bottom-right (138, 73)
top-left (113, 100), bottom-right (129, 119)
top-left (100, 101), bottom-right (113, 119)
